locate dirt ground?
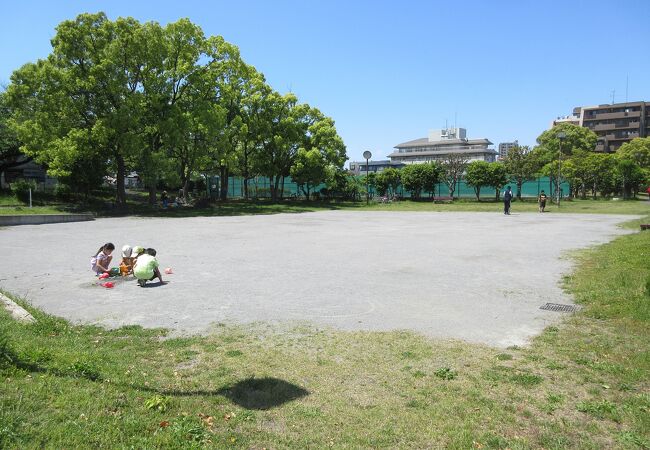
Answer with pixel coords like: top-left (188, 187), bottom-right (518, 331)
top-left (0, 211), bottom-right (637, 347)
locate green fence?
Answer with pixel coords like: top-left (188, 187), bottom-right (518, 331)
top-left (209, 176), bottom-right (569, 200)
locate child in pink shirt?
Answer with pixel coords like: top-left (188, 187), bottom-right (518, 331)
top-left (91, 243), bottom-right (115, 275)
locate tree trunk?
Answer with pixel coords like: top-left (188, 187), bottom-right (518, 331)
top-left (516, 180), bottom-right (523, 200)
top-left (182, 179), bottom-right (189, 202)
top-left (220, 167), bottom-right (229, 201)
top-left (280, 177), bottom-right (285, 200)
top-left (273, 176), bottom-right (281, 202)
top-left (148, 184), bottom-right (157, 206)
top-left (115, 154), bottom-right (127, 206)
top-left (447, 182), bottom-right (455, 198)
top-left (179, 156), bottom-right (188, 201)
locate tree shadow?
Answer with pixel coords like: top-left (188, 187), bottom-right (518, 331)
top-left (133, 376), bottom-right (309, 410)
top-left (216, 377), bottom-right (309, 410)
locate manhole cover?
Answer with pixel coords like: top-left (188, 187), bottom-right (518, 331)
top-left (540, 303), bottom-right (579, 313)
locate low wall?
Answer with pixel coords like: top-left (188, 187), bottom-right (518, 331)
top-left (0, 214), bottom-right (94, 226)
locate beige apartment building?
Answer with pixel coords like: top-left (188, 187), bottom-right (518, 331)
top-left (389, 128), bottom-right (497, 164)
top-left (553, 101), bottom-right (650, 153)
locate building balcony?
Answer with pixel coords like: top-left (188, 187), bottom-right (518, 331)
top-left (617, 121), bottom-right (640, 129)
top-left (606, 133), bottom-right (639, 141)
top-left (584, 110), bottom-right (641, 121)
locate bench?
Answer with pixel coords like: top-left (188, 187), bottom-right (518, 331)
top-left (433, 196), bottom-right (453, 204)
top-left (641, 224), bottom-right (650, 230)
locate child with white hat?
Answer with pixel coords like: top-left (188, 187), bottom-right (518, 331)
top-left (119, 245), bottom-right (135, 276)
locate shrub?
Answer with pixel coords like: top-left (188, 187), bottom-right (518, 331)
top-left (510, 372), bottom-right (543, 387)
top-left (54, 183), bottom-right (74, 200)
top-left (144, 395), bottom-right (170, 412)
top-left (10, 179), bottom-right (37, 203)
top-left (0, 327), bottom-right (16, 370)
top-left (434, 367), bottom-right (457, 380)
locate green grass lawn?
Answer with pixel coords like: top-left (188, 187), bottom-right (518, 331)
top-left (3, 188), bottom-right (649, 217)
top-left (0, 195), bottom-right (22, 207)
top-left (1, 216), bottom-right (649, 448)
top-left (0, 206), bottom-right (68, 215)
top-left (95, 197), bottom-right (650, 218)
top-left (0, 192), bottom-right (68, 215)
top-left (352, 197), bottom-right (650, 215)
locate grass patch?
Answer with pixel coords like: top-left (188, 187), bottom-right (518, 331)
top-left (91, 196), bottom-right (650, 218)
top-left (2, 189), bottom-right (649, 218)
top-left (433, 367), bottom-right (458, 380)
top-left (0, 205), bottom-right (68, 215)
top-left (1, 214), bottom-right (649, 448)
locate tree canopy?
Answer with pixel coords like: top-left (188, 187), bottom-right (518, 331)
top-left (5, 13), bottom-right (347, 204)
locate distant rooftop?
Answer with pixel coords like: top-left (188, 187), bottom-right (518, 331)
top-left (387, 147), bottom-right (497, 158)
top-left (394, 137), bottom-right (493, 148)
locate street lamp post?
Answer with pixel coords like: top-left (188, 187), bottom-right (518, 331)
top-left (363, 150), bottom-right (372, 205)
top-left (556, 132), bottom-right (566, 207)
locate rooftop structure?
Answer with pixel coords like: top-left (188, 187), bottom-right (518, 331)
top-left (388, 128), bottom-right (497, 164)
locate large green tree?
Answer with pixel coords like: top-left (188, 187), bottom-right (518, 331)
top-left (290, 148), bottom-right (327, 199)
top-left (617, 137), bottom-right (650, 170)
top-left (377, 167), bottom-right (401, 197)
top-left (0, 91), bottom-right (28, 182)
top-left (465, 160), bottom-right (492, 200)
top-left (255, 92), bottom-right (345, 201)
top-left (6, 12), bottom-right (347, 205)
top-left (7, 13), bottom-right (149, 204)
top-left (400, 163), bottom-right (440, 199)
top-left (503, 145), bottom-right (540, 199)
top-left (486, 162), bottom-right (508, 200)
top-left (439, 154), bottom-right (469, 198)
top-left (536, 123), bottom-right (598, 162)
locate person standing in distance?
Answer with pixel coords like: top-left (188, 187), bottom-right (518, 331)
top-left (538, 190), bottom-right (548, 213)
top-left (503, 186), bottom-right (513, 215)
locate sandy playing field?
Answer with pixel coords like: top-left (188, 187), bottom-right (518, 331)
top-left (0, 211), bottom-right (637, 347)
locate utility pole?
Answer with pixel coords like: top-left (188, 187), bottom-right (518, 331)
top-left (363, 150), bottom-right (372, 205)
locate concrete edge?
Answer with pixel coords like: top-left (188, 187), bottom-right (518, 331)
top-left (0, 292), bottom-right (36, 324)
top-left (0, 214), bottom-right (94, 226)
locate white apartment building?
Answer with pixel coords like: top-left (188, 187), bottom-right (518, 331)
top-left (388, 128), bottom-right (497, 164)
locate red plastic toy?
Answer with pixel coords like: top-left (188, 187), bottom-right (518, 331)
top-left (102, 282), bottom-right (114, 288)
top-left (98, 273), bottom-right (110, 280)
top-left (164, 267), bottom-right (173, 274)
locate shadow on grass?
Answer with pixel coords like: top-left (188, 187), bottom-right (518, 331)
top-left (2, 339), bottom-right (307, 409)
top-left (81, 199), bottom-right (374, 218)
top-left (133, 377), bottom-right (309, 410)
top-left (216, 377), bottom-right (309, 410)
top-left (0, 338), bottom-right (102, 382)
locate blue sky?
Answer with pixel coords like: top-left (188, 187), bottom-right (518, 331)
top-left (2, 0), bottom-right (649, 163)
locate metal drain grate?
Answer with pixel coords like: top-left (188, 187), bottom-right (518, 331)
top-left (540, 303), bottom-right (579, 313)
